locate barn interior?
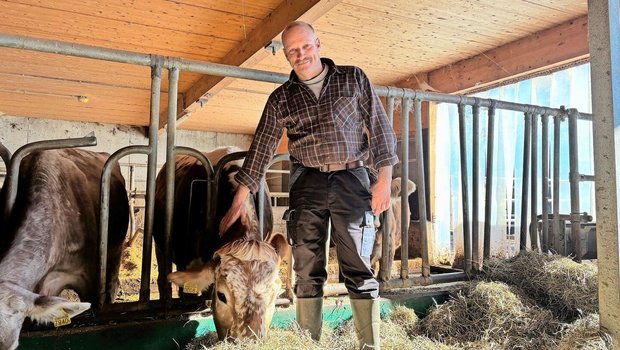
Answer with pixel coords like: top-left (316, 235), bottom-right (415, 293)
top-left (0, 0), bottom-right (618, 349)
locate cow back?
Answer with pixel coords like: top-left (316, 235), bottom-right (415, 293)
top-left (0, 148), bottom-right (129, 302)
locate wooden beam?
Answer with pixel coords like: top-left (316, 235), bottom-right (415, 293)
top-left (397, 15), bottom-right (589, 94)
top-left (159, 0), bottom-right (342, 130)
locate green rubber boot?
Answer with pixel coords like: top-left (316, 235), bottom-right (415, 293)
top-left (350, 298), bottom-right (381, 349)
top-left (295, 297), bottom-right (323, 341)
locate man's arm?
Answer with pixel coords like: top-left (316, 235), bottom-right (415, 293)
top-left (219, 184), bottom-right (250, 235)
top-left (371, 165), bottom-right (392, 215)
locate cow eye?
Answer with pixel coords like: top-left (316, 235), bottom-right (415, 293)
top-left (217, 291), bottom-right (227, 304)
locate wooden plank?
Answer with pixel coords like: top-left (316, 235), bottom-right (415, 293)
top-left (167, 0), bottom-right (343, 130)
top-left (0, 2), bottom-right (234, 60)
top-left (12, 0), bottom-right (269, 42)
top-left (0, 92), bottom-right (149, 126)
top-left (398, 15), bottom-right (589, 94)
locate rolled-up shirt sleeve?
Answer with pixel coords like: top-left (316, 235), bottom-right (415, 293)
top-left (235, 95), bottom-right (285, 193)
top-left (357, 69), bottom-right (398, 169)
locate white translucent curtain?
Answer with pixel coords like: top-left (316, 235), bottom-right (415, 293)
top-left (434, 63), bottom-right (593, 258)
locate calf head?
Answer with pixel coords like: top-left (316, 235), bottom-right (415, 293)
top-left (168, 238), bottom-right (286, 340)
top-left (371, 177), bottom-right (417, 269)
top-left (0, 282), bottom-right (90, 350)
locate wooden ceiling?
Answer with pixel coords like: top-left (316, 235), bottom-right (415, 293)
top-left (0, 0), bottom-right (588, 134)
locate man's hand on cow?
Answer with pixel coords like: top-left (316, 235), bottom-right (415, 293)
top-left (219, 185), bottom-right (251, 236)
top-left (370, 165), bottom-right (393, 215)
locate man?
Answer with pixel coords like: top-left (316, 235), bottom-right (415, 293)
top-left (220, 21), bottom-right (397, 349)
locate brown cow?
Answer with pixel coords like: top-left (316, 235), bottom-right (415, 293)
top-left (370, 177), bottom-right (416, 280)
top-left (0, 148), bottom-right (129, 350)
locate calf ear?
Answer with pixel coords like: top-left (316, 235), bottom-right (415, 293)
top-left (267, 234), bottom-right (287, 264)
top-left (390, 177), bottom-right (401, 197)
top-left (167, 257), bottom-right (218, 296)
top-left (28, 295), bottom-right (90, 324)
top-left (407, 179), bottom-right (417, 196)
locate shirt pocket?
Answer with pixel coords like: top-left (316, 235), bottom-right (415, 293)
top-left (330, 94), bottom-right (361, 129)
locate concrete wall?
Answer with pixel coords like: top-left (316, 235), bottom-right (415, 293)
top-left (0, 115), bottom-right (253, 191)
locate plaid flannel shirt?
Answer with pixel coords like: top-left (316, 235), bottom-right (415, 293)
top-left (235, 58), bottom-right (398, 193)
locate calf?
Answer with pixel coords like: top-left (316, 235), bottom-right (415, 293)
top-left (370, 177), bottom-right (416, 280)
top-left (0, 148), bottom-right (129, 350)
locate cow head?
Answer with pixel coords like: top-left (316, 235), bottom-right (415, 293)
top-left (168, 238), bottom-right (286, 340)
top-left (0, 282), bottom-right (90, 350)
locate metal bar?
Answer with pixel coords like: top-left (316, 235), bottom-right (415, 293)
top-left (519, 113), bottom-right (532, 252)
top-left (457, 104), bottom-right (471, 274)
top-left (413, 99), bottom-right (430, 277)
top-left (139, 62), bottom-right (161, 303)
top-left (400, 97), bottom-right (410, 280)
top-left (128, 165), bottom-right (136, 243)
top-left (541, 114), bottom-right (550, 252)
top-left (580, 174), bottom-right (596, 182)
top-left (0, 141), bottom-right (11, 171)
top-left (483, 106), bottom-right (496, 261)
top-left (99, 145), bottom-right (151, 308)
top-left (471, 103), bottom-right (480, 270)
top-left (380, 97), bottom-right (395, 281)
top-left (552, 114), bottom-right (562, 253)
top-left (379, 272), bottom-right (467, 290)
top-left (0, 33), bottom-right (592, 120)
top-left (530, 114), bottom-right (539, 251)
top-left (258, 181), bottom-right (265, 239)
top-left (3, 136), bottom-right (97, 227)
top-left (162, 66), bottom-right (180, 303)
top-left (567, 108), bottom-right (582, 262)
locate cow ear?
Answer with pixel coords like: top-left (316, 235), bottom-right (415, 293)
top-left (267, 234), bottom-right (287, 264)
top-left (167, 257), bottom-right (219, 296)
top-left (407, 179), bottom-right (417, 196)
top-left (28, 295), bottom-right (90, 324)
top-left (390, 177), bottom-right (401, 197)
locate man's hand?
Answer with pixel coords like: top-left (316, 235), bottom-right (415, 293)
top-left (370, 166), bottom-right (393, 215)
top-left (219, 185), bottom-right (251, 236)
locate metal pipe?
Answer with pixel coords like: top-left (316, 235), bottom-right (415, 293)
top-left (519, 113), bottom-right (532, 252)
top-left (128, 165), bottom-right (136, 242)
top-left (541, 114), bottom-right (550, 252)
top-left (530, 114), bottom-right (539, 251)
top-left (413, 99), bottom-right (430, 277)
top-left (483, 106), bottom-right (496, 261)
top-left (162, 66), bottom-right (180, 304)
top-left (139, 62), bottom-right (161, 303)
top-left (471, 103), bottom-right (480, 270)
top-left (379, 272), bottom-right (467, 290)
top-left (400, 97), bottom-right (410, 280)
top-left (552, 114), bottom-right (562, 253)
top-left (457, 104), bottom-right (471, 274)
top-left (380, 97), bottom-right (395, 281)
top-left (0, 33), bottom-right (592, 121)
top-left (0, 142), bottom-right (11, 172)
top-left (567, 108), bottom-right (582, 262)
top-left (263, 154), bottom-right (291, 239)
top-left (98, 145), bottom-right (151, 308)
top-left (3, 135), bottom-right (97, 226)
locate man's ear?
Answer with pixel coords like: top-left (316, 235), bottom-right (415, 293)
top-left (28, 295), bottom-right (90, 324)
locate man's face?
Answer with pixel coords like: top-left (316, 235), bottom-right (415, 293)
top-left (282, 25), bottom-right (322, 81)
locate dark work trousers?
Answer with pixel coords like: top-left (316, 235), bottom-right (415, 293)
top-left (284, 164), bottom-right (379, 299)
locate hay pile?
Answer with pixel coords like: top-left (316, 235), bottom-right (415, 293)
top-left (556, 314), bottom-right (611, 350)
top-left (482, 251), bottom-right (598, 320)
top-left (186, 306), bottom-right (452, 350)
top-left (185, 252), bottom-right (610, 350)
top-left (421, 281), bottom-right (559, 349)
